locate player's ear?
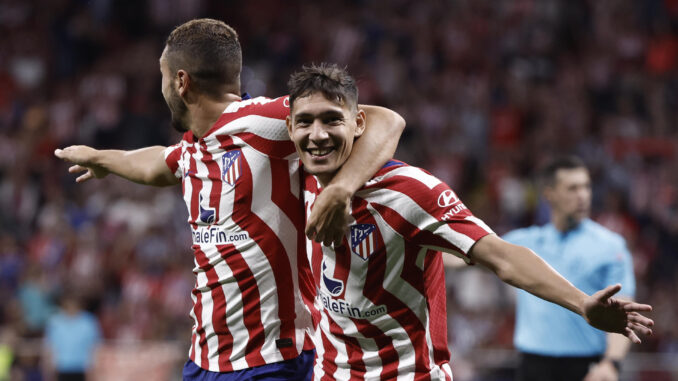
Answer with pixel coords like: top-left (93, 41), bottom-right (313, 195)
top-left (286, 114), bottom-right (293, 137)
top-left (176, 69), bottom-right (190, 97)
top-left (354, 109), bottom-right (366, 138)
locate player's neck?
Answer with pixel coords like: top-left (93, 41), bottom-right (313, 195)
top-left (551, 214), bottom-right (582, 233)
top-left (189, 92), bottom-right (242, 138)
top-left (316, 171), bottom-right (340, 189)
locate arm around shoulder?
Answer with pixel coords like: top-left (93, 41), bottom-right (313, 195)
top-left (307, 106), bottom-right (405, 246)
top-left (329, 105), bottom-right (405, 193)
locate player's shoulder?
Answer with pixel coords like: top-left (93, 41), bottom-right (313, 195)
top-left (360, 160), bottom-right (469, 214)
top-left (224, 95), bottom-right (290, 119)
top-left (502, 225), bottom-right (545, 244)
top-left (581, 219), bottom-right (627, 248)
top-left (202, 95), bottom-right (292, 142)
top-left (366, 160), bottom-right (444, 190)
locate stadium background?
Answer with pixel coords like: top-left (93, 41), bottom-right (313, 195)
top-left (0, 0), bottom-right (676, 380)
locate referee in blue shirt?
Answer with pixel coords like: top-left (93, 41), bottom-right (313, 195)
top-left (504, 156), bottom-right (636, 381)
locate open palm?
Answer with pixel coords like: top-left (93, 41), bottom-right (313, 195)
top-left (582, 284), bottom-right (653, 344)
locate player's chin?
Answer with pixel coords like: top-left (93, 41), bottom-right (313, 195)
top-left (303, 155), bottom-right (336, 172)
top-left (304, 162), bottom-right (338, 177)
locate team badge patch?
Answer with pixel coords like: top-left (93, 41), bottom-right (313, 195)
top-left (350, 224), bottom-right (378, 261)
top-left (221, 150), bottom-right (242, 185)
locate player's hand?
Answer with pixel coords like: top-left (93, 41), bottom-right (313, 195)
top-left (55, 146), bottom-right (109, 183)
top-left (582, 284), bottom-right (653, 344)
top-left (306, 184), bottom-right (351, 247)
top-left (583, 359), bottom-right (618, 381)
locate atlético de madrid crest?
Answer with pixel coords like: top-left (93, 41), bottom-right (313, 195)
top-left (350, 224), bottom-right (378, 261)
top-left (221, 150), bottom-right (242, 186)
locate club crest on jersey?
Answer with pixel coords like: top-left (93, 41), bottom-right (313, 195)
top-left (198, 194), bottom-right (216, 224)
top-left (321, 259), bottom-right (344, 296)
top-left (350, 224), bottom-right (378, 261)
top-left (221, 150), bottom-right (242, 186)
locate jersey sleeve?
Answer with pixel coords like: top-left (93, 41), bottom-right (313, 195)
top-left (605, 239), bottom-right (636, 298)
top-left (164, 142), bottom-right (184, 179)
top-left (213, 96), bottom-right (297, 160)
top-left (366, 167), bottom-right (494, 262)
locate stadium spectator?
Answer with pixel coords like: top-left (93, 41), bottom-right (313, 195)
top-left (44, 293), bottom-right (101, 381)
top-left (53, 18), bottom-right (404, 380)
top-left (286, 64), bottom-right (653, 380)
top-left (503, 156), bottom-right (636, 381)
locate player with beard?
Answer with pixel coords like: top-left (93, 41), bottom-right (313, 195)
top-left (55, 19), bottom-right (404, 380)
top-left (285, 64), bottom-right (653, 380)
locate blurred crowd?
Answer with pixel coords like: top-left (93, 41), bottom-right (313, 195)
top-left (0, 0), bottom-right (677, 380)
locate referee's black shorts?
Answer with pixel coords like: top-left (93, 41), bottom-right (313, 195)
top-left (516, 352), bottom-right (602, 381)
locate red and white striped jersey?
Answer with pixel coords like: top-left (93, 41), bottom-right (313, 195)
top-left (302, 160), bottom-right (494, 381)
top-left (164, 96), bottom-right (312, 372)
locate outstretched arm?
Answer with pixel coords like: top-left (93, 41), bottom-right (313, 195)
top-left (55, 145), bottom-right (180, 186)
top-left (469, 234), bottom-right (653, 343)
top-left (306, 105), bottom-right (405, 246)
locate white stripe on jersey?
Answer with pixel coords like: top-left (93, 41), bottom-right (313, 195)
top-left (360, 186), bottom-right (478, 254)
top-left (371, 165), bottom-right (441, 189)
top-left (317, 313), bottom-right (352, 381)
top-left (212, 114), bottom-right (295, 145)
top-left (465, 215), bottom-right (493, 234)
top-left (224, 96), bottom-right (288, 115)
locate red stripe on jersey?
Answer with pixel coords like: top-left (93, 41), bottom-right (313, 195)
top-left (398, 240), bottom-right (426, 296)
top-left (269, 159), bottom-right (304, 239)
top-left (352, 197), bottom-right (432, 376)
top-left (319, 329), bottom-right (338, 381)
top-left (185, 145), bottom-right (207, 368)
top-left (233, 132), bottom-right (296, 159)
top-left (205, 96), bottom-right (290, 138)
top-left (308, 210), bottom-right (324, 328)
top-left (332, 245), bottom-right (352, 300)
top-left (351, 320), bottom-right (398, 379)
top-left (189, 332), bottom-right (197, 363)
top-left (165, 145), bottom-right (181, 176)
top-left (226, 139), bottom-right (299, 360)
top-left (219, 244), bottom-right (265, 367)
top-left (370, 202), bottom-right (468, 258)
top-left (374, 178), bottom-right (487, 241)
top-left (193, 248), bottom-right (228, 369)
top-left (423, 251), bottom-right (452, 371)
top-left (326, 314), bottom-right (366, 378)
top-left (199, 141), bottom-right (222, 225)
top-left (186, 144), bottom-right (201, 230)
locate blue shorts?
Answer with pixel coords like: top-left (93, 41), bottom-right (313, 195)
top-left (182, 350), bottom-right (315, 381)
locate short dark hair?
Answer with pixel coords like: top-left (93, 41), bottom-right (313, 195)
top-left (165, 18), bottom-right (241, 98)
top-left (287, 63), bottom-right (358, 111)
top-left (540, 155), bottom-right (587, 186)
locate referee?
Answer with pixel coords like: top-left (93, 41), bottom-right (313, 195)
top-left (504, 156), bottom-right (636, 381)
